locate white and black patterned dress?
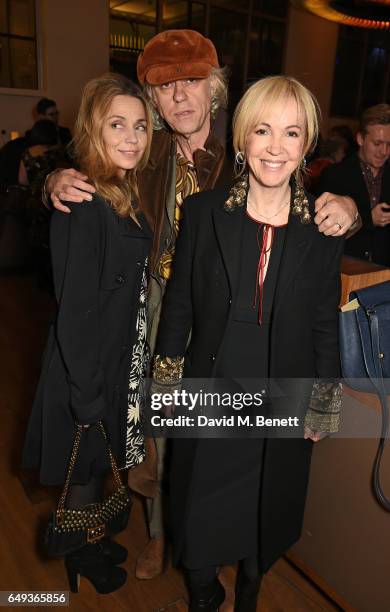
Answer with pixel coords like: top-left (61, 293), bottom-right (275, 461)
top-left (125, 258), bottom-right (149, 469)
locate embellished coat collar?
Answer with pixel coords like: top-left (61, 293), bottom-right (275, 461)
top-left (223, 172), bottom-right (311, 225)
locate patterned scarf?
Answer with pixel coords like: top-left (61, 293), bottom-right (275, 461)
top-left (157, 152), bottom-right (200, 280)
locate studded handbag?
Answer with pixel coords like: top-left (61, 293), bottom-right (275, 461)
top-left (45, 421), bottom-right (132, 557)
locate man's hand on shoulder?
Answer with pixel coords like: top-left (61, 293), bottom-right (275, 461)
top-left (314, 192), bottom-right (359, 236)
top-left (47, 168), bottom-right (96, 213)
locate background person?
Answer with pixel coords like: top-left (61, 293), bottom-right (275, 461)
top-left (22, 74), bottom-right (153, 594)
top-left (18, 119), bottom-right (65, 191)
top-left (328, 124), bottom-right (357, 160)
top-left (319, 103), bottom-right (390, 266)
top-left (152, 75), bottom-right (344, 611)
top-left (18, 119), bottom-right (68, 289)
top-left (43, 29), bottom-right (358, 582)
top-left (305, 138), bottom-right (345, 195)
top-left (36, 97), bottom-right (72, 147)
top-left (0, 134), bottom-right (30, 191)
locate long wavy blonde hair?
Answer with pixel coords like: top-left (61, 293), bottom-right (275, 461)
top-left (73, 73), bottom-right (153, 218)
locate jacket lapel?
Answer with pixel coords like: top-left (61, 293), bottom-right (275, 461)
top-left (194, 132), bottom-right (225, 192)
top-left (273, 212), bottom-right (314, 319)
top-left (212, 201), bottom-right (245, 297)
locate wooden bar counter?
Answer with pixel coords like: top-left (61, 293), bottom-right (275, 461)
top-left (286, 256), bottom-right (390, 612)
top-left (340, 256), bottom-right (390, 308)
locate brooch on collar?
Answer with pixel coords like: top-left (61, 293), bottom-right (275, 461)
top-left (224, 173), bottom-right (311, 224)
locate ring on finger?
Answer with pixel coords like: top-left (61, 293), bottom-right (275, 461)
top-left (335, 222), bottom-right (342, 231)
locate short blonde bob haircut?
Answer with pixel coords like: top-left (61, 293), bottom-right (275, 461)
top-left (233, 76), bottom-right (320, 181)
top-left (73, 73), bottom-right (153, 218)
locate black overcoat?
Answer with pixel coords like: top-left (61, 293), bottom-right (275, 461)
top-left (22, 196), bottom-right (151, 485)
top-left (319, 154), bottom-right (390, 266)
top-left (155, 186), bottom-right (344, 572)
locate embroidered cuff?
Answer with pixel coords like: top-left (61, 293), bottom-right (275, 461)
top-left (153, 355), bottom-right (184, 385)
top-left (304, 381), bottom-right (342, 434)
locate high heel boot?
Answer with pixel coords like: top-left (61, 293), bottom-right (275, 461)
top-left (189, 578), bottom-right (225, 611)
top-left (65, 545), bottom-right (127, 594)
top-left (81, 537), bottom-right (128, 565)
top-left (234, 570), bottom-right (262, 612)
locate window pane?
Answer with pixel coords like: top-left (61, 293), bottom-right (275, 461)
top-left (189, 2), bottom-right (206, 34)
top-left (0, 0), bottom-right (7, 34)
top-left (209, 8), bottom-right (248, 108)
top-left (9, 0), bottom-right (35, 37)
top-left (0, 35), bottom-right (11, 86)
top-left (339, 24), bottom-right (365, 43)
top-left (248, 18), bottom-right (285, 80)
top-left (110, 16), bottom-right (155, 49)
top-left (109, 0), bottom-right (156, 78)
top-left (162, 1), bottom-right (206, 32)
top-left (331, 37), bottom-right (364, 117)
top-left (9, 37), bottom-right (37, 88)
top-left (163, 0), bottom-right (188, 29)
top-left (258, 0), bottom-right (288, 18)
top-left (211, 0), bottom-right (249, 9)
top-left (360, 45), bottom-right (388, 111)
top-left (110, 0), bottom-right (156, 20)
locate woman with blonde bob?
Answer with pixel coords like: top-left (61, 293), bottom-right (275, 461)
top-left (152, 76), bottom-right (344, 611)
top-left (23, 74), bottom-right (153, 594)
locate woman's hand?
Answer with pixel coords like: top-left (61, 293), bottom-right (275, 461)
top-left (304, 426), bottom-right (328, 442)
top-left (47, 168), bottom-right (96, 213)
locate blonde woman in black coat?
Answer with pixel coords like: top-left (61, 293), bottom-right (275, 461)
top-left (22, 74), bottom-right (153, 594)
top-left (152, 76), bottom-right (344, 611)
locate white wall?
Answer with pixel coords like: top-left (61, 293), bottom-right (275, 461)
top-left (0, 0), bottom-right (109, 139)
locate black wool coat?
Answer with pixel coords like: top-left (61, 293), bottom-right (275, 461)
top-left (319, 154), bottom-right (390, 266)
top-left (155, 186), bottom-right (344, 572)
top-left (22, 196), bottom-right (151, 485)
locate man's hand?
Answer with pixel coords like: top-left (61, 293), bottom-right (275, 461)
top-left (304, 426), bottom-right (327, 442)
top-left (48, 168), bottom-right (96, 213)
top-left (314, 192), bottom-right (358, 236)
top-left (371, 203), bottom-right (390, 227)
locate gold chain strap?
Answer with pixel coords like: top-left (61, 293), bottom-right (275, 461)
top-left (97, 421), bottom-right (123, 489)
top-left (56, 421), bottom-right (123, 519)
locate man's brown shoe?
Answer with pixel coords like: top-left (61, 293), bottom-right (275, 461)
top-left (135, 537), bottom-right (166, 579)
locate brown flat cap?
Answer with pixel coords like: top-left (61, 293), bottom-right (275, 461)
top-left (137, 29), bottom-right (219, 86)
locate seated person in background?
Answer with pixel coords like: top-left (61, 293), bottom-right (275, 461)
top-left (328, 124), bottom-right (357, 160)
top-left (35, 97), bottom-right (72, 147)
top-left (0, 134), bottom-right (29, 191)
top-left (18, 119), bottom-right (68, 289)
top-left (18, 119), bottom-right (66, 194)
top-left (305, 138), bottom-right (345, 195)
top-left (319, 104), bottom-right (390, 267)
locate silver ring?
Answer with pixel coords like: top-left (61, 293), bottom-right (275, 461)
top-left (335, 223), bottom-right (342, 230)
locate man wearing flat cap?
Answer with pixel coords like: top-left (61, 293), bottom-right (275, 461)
top-left (45, 28), bottom-right (359, 580)
top-left (130, 30), bottom-right (232, 580)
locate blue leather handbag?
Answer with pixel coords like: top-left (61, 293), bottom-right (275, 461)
top-left (339, 280), bottom-right (390, 511)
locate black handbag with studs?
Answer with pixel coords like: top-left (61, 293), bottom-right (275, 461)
top-left (45, 422), bottom-right (132, 557)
